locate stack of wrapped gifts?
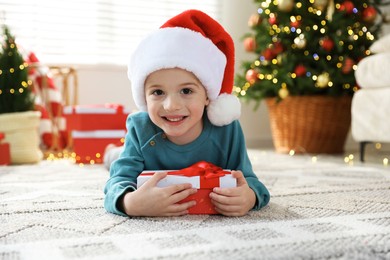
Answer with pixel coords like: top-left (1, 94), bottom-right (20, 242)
top-left (63, 104), bottom-right (130, 164)
top-left (0, 132), bottom-right (10, 165)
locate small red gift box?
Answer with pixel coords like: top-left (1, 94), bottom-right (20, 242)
top-left (63, 104), bottom-right (130, 131)
top-left (137, 161), bottom-right (236, 214)
top-left (0, 132), bottom-right (11, 165)
top-left (72, 130), bottom-right (126, 164)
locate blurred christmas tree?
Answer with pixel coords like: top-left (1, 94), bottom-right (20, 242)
top-left (0, 25), bottom-right (34, 114)
top-left (235, 0), bottom-right (384, 107)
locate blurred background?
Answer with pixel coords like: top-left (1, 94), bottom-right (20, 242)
top-left (1, 0), bottom-right (389, 152)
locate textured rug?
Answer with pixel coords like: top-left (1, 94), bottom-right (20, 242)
top-left (1, 150), bottom-right (390, 260)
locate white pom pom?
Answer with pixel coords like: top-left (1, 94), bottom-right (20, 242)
top-left (207, 93), bottom-right (241, 126)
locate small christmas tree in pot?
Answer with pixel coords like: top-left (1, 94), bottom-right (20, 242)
top-left (0, 25), bottom-right (42, 164)
top-left (235, 0), bottom-right (383, 154)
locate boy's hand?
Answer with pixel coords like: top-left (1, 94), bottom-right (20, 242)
top-left (121, 171), bottom-right (197, 217)
top-left (209, 170), bottom-right (256, 217)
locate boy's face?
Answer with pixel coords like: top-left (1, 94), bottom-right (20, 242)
top-left (144, 68), bottom-right (210, 145)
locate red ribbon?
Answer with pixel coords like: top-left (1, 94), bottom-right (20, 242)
top-left (105, 103), bottom-right (124, 113)
top-left (169, 161), bottom-right (226, 179)
top-left (139, 161), bottom-right (229, 189)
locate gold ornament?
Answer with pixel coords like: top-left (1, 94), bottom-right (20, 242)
top-left (248, 14), bottom-right (261, 27)
top-left (278, 87), bottom-right (289, 99)
top-left (326, 0), bottom-right (335, 21)
top-left (316, 73), bottom-right (330, 88)
top-left (313, 0), bottom-right (329, 10)
top-left (312, 0), bottom-right (334, 20)
top-left (278, 0), bottom-right (295, 12)
top-left (277, 54), bottom-right (283, 65)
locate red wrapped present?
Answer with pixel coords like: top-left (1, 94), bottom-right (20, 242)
top-left (0, 132), bottom-right (11, 165)
top-left (137, 161), bottom-right (236, 214)
top-left (72, 130), bottom-right (126, 164)
top-left (63, 104), bottom-right (130, 131)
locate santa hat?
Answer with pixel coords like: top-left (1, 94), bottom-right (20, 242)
top-left (128, 9), bottom-right (241, 126)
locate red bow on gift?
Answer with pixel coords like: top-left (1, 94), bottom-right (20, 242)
top-left (170, 161), bottom-right (226, 179)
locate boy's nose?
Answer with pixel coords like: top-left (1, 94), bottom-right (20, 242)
top-left (163, 95), bottom-right (181, 111)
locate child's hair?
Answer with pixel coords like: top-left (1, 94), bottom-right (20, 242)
top-left (128, 9), bottom-right (241, 126)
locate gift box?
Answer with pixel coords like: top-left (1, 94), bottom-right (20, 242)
top-left (63, 104), bottom-right (130, 131)
top-left (72, 130), bottom-right (126, 164)
top-left (137, 161), bottom-right (236, 214)
top-left (0, 132), bottom-right (11, 165)
top-left (63, 103), bottom-right (131, 164)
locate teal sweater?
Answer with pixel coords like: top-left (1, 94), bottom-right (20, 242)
top-left (104, 112), bottom-right (270, 216)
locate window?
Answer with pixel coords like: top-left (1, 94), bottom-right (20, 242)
top-left (1, 0), bottom-right (222, 65)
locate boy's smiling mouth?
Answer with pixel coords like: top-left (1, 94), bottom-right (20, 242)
top-left (163, 116), bottom-right (187, 122)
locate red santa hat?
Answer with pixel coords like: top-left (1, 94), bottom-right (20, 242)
top-left (128, 9), bottom-right (241, 126)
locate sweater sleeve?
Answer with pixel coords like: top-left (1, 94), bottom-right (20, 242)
top-left (103, 115), bottom-right (145, 216)
top-left (227, 121), bottom-right (270, 210)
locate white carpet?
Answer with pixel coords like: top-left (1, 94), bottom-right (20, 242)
top-left (1, 150), bottom-right (390, 260)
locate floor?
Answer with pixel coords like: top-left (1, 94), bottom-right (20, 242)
top-left (253, 142), bottom-right (390, 168)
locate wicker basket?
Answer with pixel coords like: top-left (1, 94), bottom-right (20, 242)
top-left (266, 95), bottom-right (352, 154)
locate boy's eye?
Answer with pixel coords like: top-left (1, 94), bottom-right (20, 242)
top-left (181, 88), bottom-right (192, 95)
top-left (152, 89), bottom-right (164, 96)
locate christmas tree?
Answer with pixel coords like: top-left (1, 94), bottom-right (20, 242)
top-left (0, 25), bottom-right (34, 114)
top-left (235, 0), bottom-right (384, 107)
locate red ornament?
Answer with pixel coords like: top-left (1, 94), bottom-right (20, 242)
top-left (262, 48), bottom-right (276, 60)
top-left (339, 1), bottom-right (355, 14)
top-left (320, 37), bottom-right (334, 52)
top-left (245, 69), bottom-right (259, 84)
top-left (362, 6), bottom-right (377, 23)
top-left (290, 20), bottom-right (301, 28)
top-left (268, 15), bottom-right (278, 25)
top-left (342, 57), bottom-right (355, 74)
top-left (272, 41), bottom-right (284, 55)
top-left (294, 64), bottom-right (306, 77)
top-left (243, 37), bottom-right (257, 52)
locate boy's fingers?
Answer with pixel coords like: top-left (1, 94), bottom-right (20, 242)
top-left (170, 187), bottom-right (197, 203)
top-left (144, 172), bottom-right (194, 197)
top-left (168, 200), bottom-right (196, 214)
top-left (167, 183), bottom-right (194, 194)
top-left (232, 171), bottom-right (247, 186)
top-left (145, 171), bottom-right (167, 186)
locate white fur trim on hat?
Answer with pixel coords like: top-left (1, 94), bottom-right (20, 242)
top-left (207, 93), bottom-right (241, 126)
top-left (128, 27), bottom-right (226, 112)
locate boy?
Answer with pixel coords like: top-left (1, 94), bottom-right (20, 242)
top-left (104, 9), bottom-right (270, 217)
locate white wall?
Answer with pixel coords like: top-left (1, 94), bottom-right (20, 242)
top-left (219, 0), bottom-right (273, 148)
top-left (73, 0), bottom-right (390, 151)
